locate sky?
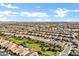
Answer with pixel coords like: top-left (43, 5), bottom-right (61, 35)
top-left (0, 3), bottom-right (79, 22)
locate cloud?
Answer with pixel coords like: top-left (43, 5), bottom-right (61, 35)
top-left (21, 12), bottom-right (48, 17)
top-left (0, 3), bottom-right (19, 9)
top-left (65, 19), bottom-right (79, 22)
top-left (73, 10), bottom-right (79, 12)
top-left (66, 19), bottom-right (72, 22)
top-left (0, 11), bottom-right (19, 21)
top-left (0, 17), bottom-right (11, 21)
top-left (54, 8), bottom-right (70, 17)
top-left (35, 19), bottom-right (52, 22)
top-left (36, 6), bottom-right (41, 9)
top-left (0, 11), bottom-right (19, 16)
top-left (54, 8), bottom-right (79, 17)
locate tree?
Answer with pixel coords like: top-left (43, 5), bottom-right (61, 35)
top-left (41, 46), bottom-right (45, 52)
top-left (46, 47), bottom-right (52, 51)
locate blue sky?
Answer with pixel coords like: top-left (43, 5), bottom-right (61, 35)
top-left (0, 3), bottom-right (79, 22)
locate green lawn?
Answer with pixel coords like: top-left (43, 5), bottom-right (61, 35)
top-left (0, 33), bottom-right (63, 56)
top-left (7, 36), bottom-right (62, 56)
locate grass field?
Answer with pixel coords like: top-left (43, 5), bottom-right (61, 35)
top-left (9, 36), bottom-right (62, 56)
top-left (0, 33), bottom-right (63, 56)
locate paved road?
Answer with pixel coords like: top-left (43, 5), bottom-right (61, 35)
top-left (59, 43), bottom-right (73, 56)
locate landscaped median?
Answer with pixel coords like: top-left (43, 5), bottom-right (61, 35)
top-left (0, 32), bottom-right (63, 56)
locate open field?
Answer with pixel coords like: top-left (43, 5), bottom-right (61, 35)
top-left (0, 32), bottom-right (63, 56)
